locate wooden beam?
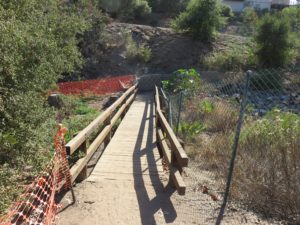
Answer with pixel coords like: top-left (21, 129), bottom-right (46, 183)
top-left (66, 85), bottom-right (137, 155)
top-left (70, 125), bottom-right (111, 183)
top-left (155, 86), bottom-right (161, 111)
top-left (157, 110), bottom-right (188, 167)
top-left (110, 90), bottom-right (137, 127)
top-left (157, 128), bottom-right (186, 195)
top-left (170, 167), bottom-right (186, 195)
top-left (157, 129), bottom-right (171, 166)
top-left (76, 141), bottom-right (88, 182)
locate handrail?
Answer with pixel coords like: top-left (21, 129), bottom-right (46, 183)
top-left (155, 86), bottom-right (188, 195)
top-left (67, 84), bottom-right (138, 183)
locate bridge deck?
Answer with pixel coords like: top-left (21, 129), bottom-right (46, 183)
top-left (58, 93), bottom-right (179, 225)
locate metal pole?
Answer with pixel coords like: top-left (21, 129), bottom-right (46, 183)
top-left (169, 96), bottom-right (173, 128)
top-left (176, 92), bottom-right (183, 136)
top-left (215, 70), bottom-right (252, 225)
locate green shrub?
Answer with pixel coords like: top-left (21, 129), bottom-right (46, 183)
top-left (202, 49), bottom-right (247, 71)
top-left (282, 6), bottom-right (300, 32)
top-left (133, 0), bottom-right (152, 19)
top-left (199, 100), bottom-right (214, 113)
top-left (121, 0), bottom-right (151, 20)
top-left (125, 33), bottom-right (152, 63)
top-left (202, 38), bottom-right (256, 71)
top-left (162, 69), bottom-right (201, 95)
top-left (238, 7), bottom-right (258, 35)
top-left (178, 121), bottom-right (205, 140)
top-left (220, 4), bottom-right (233, 18)
top-left (255, 13), bottom-right (292, 68)
top-left (241, 7), bottom-right (258, 24)
top-left (0, 0), bottom-right (103, 215)
top-left (236, 110), bottom-right (300, 221)
top-left (172, 0), bottom-right (225, 42)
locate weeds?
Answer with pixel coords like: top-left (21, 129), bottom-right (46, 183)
top-left (182, 97), bottom-right (300, 222)
top-left (124, 33), bottom-right (152, 63)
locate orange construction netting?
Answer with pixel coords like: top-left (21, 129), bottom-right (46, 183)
top-left (0, 125), bottom-right (71, 225)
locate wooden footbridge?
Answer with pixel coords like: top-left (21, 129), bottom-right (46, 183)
top-left (58, 84), bottom-right (189, 225)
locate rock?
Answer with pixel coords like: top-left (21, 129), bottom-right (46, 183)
top-left (295, 96), bottom-right (300, 105)
top-left (103, 93), bottom-right (122, 108)
top-left (48, 94), bottom-right (64, 109)
top-left (258, 109), bottom-right (267, 116)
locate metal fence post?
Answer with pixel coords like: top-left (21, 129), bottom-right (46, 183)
top-left (168, 96), bottom-right (173, 128)
top-left (215, 70), bottom-right (252, 225)
top-left (176, 92), bottom-right (183, 136)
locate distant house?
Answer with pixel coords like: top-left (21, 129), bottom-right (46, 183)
top-left (271, 0), bottom-right (300, 8)
top-left (222, 0), bottom-right (299, 12)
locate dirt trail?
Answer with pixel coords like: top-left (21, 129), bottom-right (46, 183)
top-left (56, 94), bottom-right (281, 225)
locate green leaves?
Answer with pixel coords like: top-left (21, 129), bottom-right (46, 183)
top-left (178, 121), bottom-right (205, 140)
top-left (255, 13), bottom-right (292, 68)
top-left (172, 0), bottom-right (224, 42)
top-left (162, 68), bottom-right (201, 96)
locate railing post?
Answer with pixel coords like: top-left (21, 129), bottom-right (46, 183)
top-left (104, 115), bottom-right (112, 147)
top-left (76, 140), bottom-right (88, 182)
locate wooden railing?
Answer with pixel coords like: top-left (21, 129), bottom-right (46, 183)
top-left (66, 84), bottom-right (138, 183)
top-left (155, 86), bottom-right (188, 195)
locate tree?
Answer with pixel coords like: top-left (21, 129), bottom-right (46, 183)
top-left (255, 13), bottom-right (292, 68)
top-left (172, 0), bottom-right (224, 42)
top-left (0, 0), bottom-right (101, 167)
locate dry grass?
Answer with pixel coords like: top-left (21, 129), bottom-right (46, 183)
top-left (181, 96), bottom-right (300, 223)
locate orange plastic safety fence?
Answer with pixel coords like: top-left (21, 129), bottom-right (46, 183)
top-left (0, 125), bottom-right (71, 225)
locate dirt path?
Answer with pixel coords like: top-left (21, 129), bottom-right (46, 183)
top-left (56, 94), bottom-right (282, 225)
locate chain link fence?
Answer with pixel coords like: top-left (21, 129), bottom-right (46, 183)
top-left (158, 67), bottom-right (300, 224)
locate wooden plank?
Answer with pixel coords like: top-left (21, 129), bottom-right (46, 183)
top-left (76, 141), bottom-right (88, 182)
top-left (157, 110), bottom-right (188, 167)
top-left (157, 129), bottom-right (171, 166)
top-left (66, 85), bottom-right (137, 154)
top-left (70, 125), bottom-right (111, 183)
top-left (110, 90), bottom-right (137, 127)
top-left (157, 128), bottom-right (186, 195)
top-left (155, 86), bottom-right (161, 111)
top-left (170, 167), bottom-right (186, 195)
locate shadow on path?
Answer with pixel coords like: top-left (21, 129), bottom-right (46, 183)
top-left (133, 93), bottom-right (177, 225)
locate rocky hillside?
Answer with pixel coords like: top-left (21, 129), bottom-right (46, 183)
top-left (82, 22), bottom-right (246, 78)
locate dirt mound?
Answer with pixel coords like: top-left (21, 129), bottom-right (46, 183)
top-left (81, 22), bottom-right (220, 78)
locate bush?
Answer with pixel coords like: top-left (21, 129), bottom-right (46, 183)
top-left (255, 13), bottom-right (292, 68)
top-left (238, 7), bottom-right (258, 35)
top-left (282, 6), bottom-right (300, 32)
top-left (121, 0), bottom-right (151, 20)
top-left (178, 121), bottom-right (205, 141)
top-left (235, 110), bottom-right (300, 221)
top-left (162, 69), bottom-right (201, 95)
top-left (172, 0), bottom-right (224, 42)
top-left (0, 0), bottom-right (103, 215)
top-left (133, 0), bottom-right (152, 19)
top-left (124, 33), bottom-right (152, 63)
top-left (201, 39), bottom-right (255, 71)
top-left (202, 49), bottom-right (248, 71)
top-left (220, 4), bottom-right (233, 18)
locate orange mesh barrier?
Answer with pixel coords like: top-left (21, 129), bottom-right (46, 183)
top-left (0, 125), bottom-right (71, 225)
top-left (57, 75), bottom-right (135, 95)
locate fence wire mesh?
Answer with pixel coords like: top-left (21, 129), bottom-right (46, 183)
top-left (160, 68), bottom-right (300, 225)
